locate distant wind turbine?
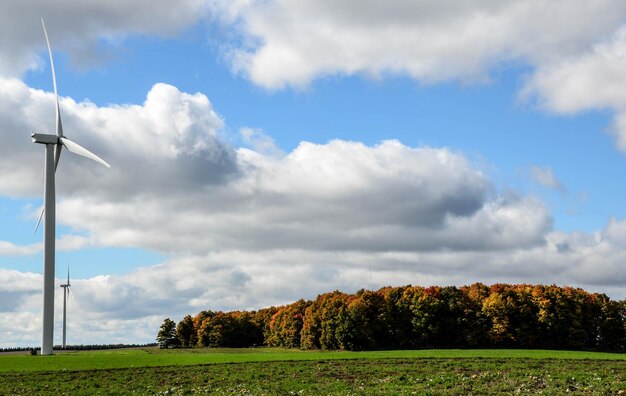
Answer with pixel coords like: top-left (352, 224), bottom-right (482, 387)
top-left (33, 19), bottom-right (110, 356)
top-left (60, 267), bottom-right (71, 349)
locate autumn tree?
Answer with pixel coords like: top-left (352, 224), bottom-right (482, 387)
top-left (301, 303), bottom-right (321, 350)
top-left (268, 299), bottom-right (310, 348)
top-left (301, 291), bottom-right (352, 350)
top-left (177, 283), bottom-right (626, 352)
top-left (481, 284), bottom-right (541, 347)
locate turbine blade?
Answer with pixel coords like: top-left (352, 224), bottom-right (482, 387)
top-left (54, 143), bottom-right (63, 171)
top-left (41, 18), bottom-right (64, 138)
top-left (34, 207), bottom-right (45, 234)
top-left (60, 137), bottom-right (111, 168)
top-left (67, 267), bottom-right (70, 286)
top-left (68, 286), bottom-right (73, 299)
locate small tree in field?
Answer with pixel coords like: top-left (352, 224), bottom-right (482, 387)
top-left (157, 318), bottom-right (178, 348)
top-left (176, 315), bottom-right (197, 347)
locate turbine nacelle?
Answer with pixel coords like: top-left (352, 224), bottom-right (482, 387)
top-left (60, 267), bottom-right (71, 349)
top-left (31, 133), bottom-right (111, 168)
top-left (31, 133), bottom-right (58, 145)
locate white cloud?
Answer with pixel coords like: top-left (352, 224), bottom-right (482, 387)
top-left (207, 0), bottom-right (626, 89)
top-left (240, 127), bottom-right (284, 157)
top-left (530, 165), bottom-right (566, 193)
top-left (2, 76), bottom-right (547, 254)
top-left (521, 27), bottom-right (626, 115)
top-left (0, 78), bottom-right (235, 201)
top-left (522, 27), bottom-right (626, 150)
top-left (49, 138), bottom-right (552, 254)
top-left (0, 0), bottom-right (208, 76)
top-left (0, 241), bottom-right (40, 256)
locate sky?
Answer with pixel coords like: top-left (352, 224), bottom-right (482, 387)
top-left (1, 0), bottom-right (626, 347)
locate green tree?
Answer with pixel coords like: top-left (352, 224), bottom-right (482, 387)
top-left (176, 315), bottom-right (196, 347)
top-left (535, 285), bottom-right (589, 349)
top-left (411, 286), bottom-right (445, 348)
top-left (197, 312), bottom-right (231, 347)
top-left (597, 297), bottom-right (626, 350)
top-left (318, 292), bottom-right (351, 350)
top-left (156, 318), bottom-right (179, 348)
top-left (231, 311), bottom-right (264, 347)
top-left (438, 286), bottom-right (482, 347)
top-left (379, 286), bottom-right (414, 348)
top-left (343, 290), bottom-right (387, 350)
top-left (197, 311), bottom-right (263, 348)
top-left (460, 283), bottom-right (491, 346)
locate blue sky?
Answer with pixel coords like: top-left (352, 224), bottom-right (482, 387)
top-left (1, 1), bottom-right (626, 346)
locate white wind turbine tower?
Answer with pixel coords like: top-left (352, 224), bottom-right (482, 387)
top-left (33, 19), bottom-right (110, 355)
top-left (60, 267), bottom-right (71, 349)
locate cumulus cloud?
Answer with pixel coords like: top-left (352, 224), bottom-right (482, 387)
top-left (1, 76), bottom-right (548, 255)
top-left (521, 27), bottom-right (626, 114)
top-left (0, 0), bottom-right (207, 76)
top-left (48, 138), bottom-right (552, 254)
top-left (207, 0), bottom-right (626, 89)
top-left (0, 78), bottom-right (235, 201)
top-left (522, 27), bottom-right (626, 150)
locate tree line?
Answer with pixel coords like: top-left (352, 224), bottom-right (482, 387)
top-left (0, 343), bottom-right (158, 354)
top-left (157, 283), bottom-right (626, 351)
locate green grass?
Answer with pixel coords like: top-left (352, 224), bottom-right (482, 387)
top-left (0, 348), bottom-right (625, 395)
top-left (0, 347), bottom-right (624, 373)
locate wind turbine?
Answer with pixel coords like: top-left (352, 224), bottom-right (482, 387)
top-left (60, 267), bottom-right (71, 349)
top-left (33, 19), bottom-right (110, 355)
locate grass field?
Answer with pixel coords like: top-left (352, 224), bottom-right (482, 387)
top-left (0, 348), bottom-right (624, 395)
